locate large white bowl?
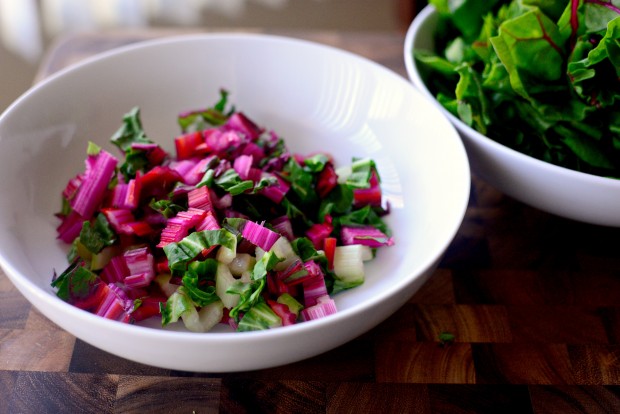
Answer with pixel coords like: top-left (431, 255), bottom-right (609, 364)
top-left (405, 6), bottom-right (620, 227)
top-left (0, 33), bottom-right (470, 372)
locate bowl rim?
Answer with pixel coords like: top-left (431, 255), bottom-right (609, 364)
top-left (1, 32), bottom-right (471, 346)
top-left (404, 5), bottom-right (620, 191)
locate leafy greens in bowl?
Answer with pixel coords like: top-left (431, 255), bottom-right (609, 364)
top-left (414, 0), bottom-right (620, 176)
top-left (405, 1), bottom-right (620, 226)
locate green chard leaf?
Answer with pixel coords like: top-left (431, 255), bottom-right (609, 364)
top-left (160, 287), bottom-right (196, 327)
top-left (110, 107), bottom-right (159, 180)
top-left (163, 229), bottom-right (237, 274)
top-left (149, 198), bottom-right (186, 219)
top-left (568, 16), bottom-right (620, 107)
top-left (283, 157), bottom-right (319, 205)
top-left (303, 153), bottom-right (330, 173)
top-left (237, 300), bottom-right (282, 331)
top-left (490, 9), bottom-right (566, 99)
top-left (430, 0), bottom-right (501, 41)
top-left (78, 213), bottom-right (116, 254)
top-left (182, 259), bottom-right (221, 307)
top-left (214, 169), bottom-right (254, 195)
top-left (178, 89), bottom-right (234, 132)
top-left (227, 278), bottom-right (266, 321)
top-left (51, 260), bottom-right (99, 302)
top-left (291, 237), bottom-right (328, 265)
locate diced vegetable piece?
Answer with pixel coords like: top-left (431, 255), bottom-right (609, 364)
top-left (340, 225), bottom-right (394, 248)
top-left (56, 211), bottom-right (85, 243)
top-left (233, 154), bottom-right (253, 180)
top-left (267, 299), bottom-right (297, 326)
top-left (303, 276), bottom-right (329, 307)
top-left (160, 287), bottom-right (194, 327)
top-left (71, 148), bottom-right (118, 219)
top-left (301, 295), bottom-right (337, 321)
top-left (225, 112), bottom-right (262, 140)
top-left (123, 247), bottom-right (155, 288)
top-left (157, 208), bottom-right (207, 248)
top-left (227, 253), bottom-right (256, 276)
top-left (137, 166), bottom-right (183, 201)
top-left (242, 220), bottom-right (280, 251)
top-left (353, 170), bottom-right (381, 207)
top-left (205, 129), bottom-right (242, 153)
top-left (305, 221), bottom-right (333, 250)
top-left (270, 215), bottom-right (294, 241)
top-left (175, 131), bottom-right (204, 160)
top-left (316, 162), bottom-right (338, 198)
top-left (323, 237), bottom-right (337, 270)
top-left (154, 273), bottom-right (178, 297)
top-left (131, 296), bottom-right (166, 322)
top-left (275, 259), bottom-right (308, 285)
top-left (95, 283), bottom-right (132, 321)
top-left (215, 261), bottom-right (241, 309)
top-left (163, 229), bottom-right (237, 272)
top-left (62, 175), bottom-right (83, 201)
top-left (269, 237), bottom-right (300, 272)
top-left (187, 185), bottom-right (215, 215)
top-left (181, 259), bottom-right (220, 307)
top-left (259, 173), bottom-right (290, 203)
top-left (276, 293), bottom-right (304, 317)
top-left (197, 300), bottom-right (225, 332)
top-left (196, 212), bottom-right (220, 232)
top-left (90, 245), bottom-right (119, 271)
top-left (332, 245), bottom-right (370, 289)
top-left (100, 255), bottom-right (129, 284)
top-left (237, 301), bottom-right (282, 331)
top-left (111, 177), bottom-right (141, 209)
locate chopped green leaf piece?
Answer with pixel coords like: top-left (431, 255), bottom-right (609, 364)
top-left (78, 214), bottom-right (116, 254)
top-left (182, 259), bottom-right (221, 307)
top-left (237, 300), bottom-right (282, 331)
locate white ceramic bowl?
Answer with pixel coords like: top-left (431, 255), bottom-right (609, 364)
top-left (0, 33), bottom-right (470, 372)
top-left (405, 6), bottom-right (620, 227)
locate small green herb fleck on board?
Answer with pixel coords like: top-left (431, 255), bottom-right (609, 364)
top-left (438, 331), bottom-right (456, 347)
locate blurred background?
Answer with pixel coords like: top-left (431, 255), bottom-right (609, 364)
top-left (0, 0), bottom-right (425, 114)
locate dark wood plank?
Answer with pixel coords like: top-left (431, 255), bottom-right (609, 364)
top-left (0, 371), bottom-right (18, 414)
top-left (220, 379), bottom-right (326, 414)
top-left (0, 291), bottom-right (31, 330)
top-left (506, 306), bottom-right (609, 344)
top-left (412, 304), bottom-right (512, 343)
top-left (568, 345), bottom-right (620, 385)
top-left (68, 339), bottom-right (171, 377)
top-left (453, 269), bottom-right (620, 306)
top-left (115, 375), bottom-right (220, 413)
top-left (410, 269), bottom-right (456, 305)
top-left (8, 372), bottom-right (118, 414)
top-left (375, 342), bottom-right (475, 384)
top-left (327, 383), bottom-right (431, 413)
top-left (529, 385), bottom-right (620, 414)
top-left (472, 344), bottom-right (574, 385)
top-left (428, 384), bottom-right (534, 414)
top-left (222, 339), bottom-right (375, 381)
top-left (0, 328), bottom-right (75, 371)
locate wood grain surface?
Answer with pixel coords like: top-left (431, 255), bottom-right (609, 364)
top-left (2, 29), bottom-right (620, 413)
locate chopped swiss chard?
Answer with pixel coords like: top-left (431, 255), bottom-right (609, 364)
top-left (51, 90), bottom-right (394, 332)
